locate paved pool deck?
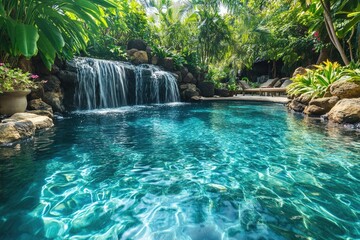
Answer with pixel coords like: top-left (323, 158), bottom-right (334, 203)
top-left (200, 95), bottom-right (290, 104)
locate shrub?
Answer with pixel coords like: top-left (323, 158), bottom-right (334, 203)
top-left (342, 62), bottom-right (360, 82)
top-left (287, 61), bottom-right (344, 97)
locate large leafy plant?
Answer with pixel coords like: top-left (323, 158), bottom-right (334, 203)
top-left (287, 60), bottom-right (343, 97)
top-left (342, 62), bottom-right (360, 82)
top-left (0, 0), bottom-right (115, 69)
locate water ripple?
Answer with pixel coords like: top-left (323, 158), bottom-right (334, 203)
top-left (0, 102), bottom-right (360, 239)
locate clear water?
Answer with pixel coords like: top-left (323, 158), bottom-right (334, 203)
top-left (0, 102), bottom-right (360, 240)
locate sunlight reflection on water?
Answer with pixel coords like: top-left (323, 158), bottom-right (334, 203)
top-left (0, 102), bottom-right (359, 239)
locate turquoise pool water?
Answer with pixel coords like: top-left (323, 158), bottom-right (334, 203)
top-left (0, 102), bottom-right (359, 239)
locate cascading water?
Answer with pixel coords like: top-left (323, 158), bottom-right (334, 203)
top-left (74, 57), bottom-right (180, 110)
top-left (75, 58), bottom-right (129, 109)
top-left (134, 64), bottom-right (180, 105)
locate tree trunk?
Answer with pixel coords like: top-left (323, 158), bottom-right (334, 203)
top-left (316, 47), bottom-right (329, 64)
top-left (272, 60), bottom-right (277, 78)
top-left (320, 0), bottom-right (350, 65)
top-left (347, 28), bottom-right (355, 62)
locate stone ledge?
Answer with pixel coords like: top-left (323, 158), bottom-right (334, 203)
top-left (0, 112), bottom-right (53, 145)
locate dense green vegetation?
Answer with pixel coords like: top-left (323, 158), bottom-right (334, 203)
top-left (0, 0), bottom-right (359, 85)
top-left (288, 61), bottom-right (360, 98)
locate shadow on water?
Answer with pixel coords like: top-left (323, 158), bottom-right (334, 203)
top-left (0, 141), bottom-right (46, 238)
top-left (0, 117), bottom-right (80, 239)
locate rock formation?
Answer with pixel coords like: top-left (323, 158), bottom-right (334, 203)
top-left (0, 112), bottom-right (53, 145)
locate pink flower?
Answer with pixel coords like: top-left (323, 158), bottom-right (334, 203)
top-left (30, 74), bottom-right (39, 79)
top-left (0, 63), bottom-right (4, 66)
top-left (313, 31), bottom-right (320, 41)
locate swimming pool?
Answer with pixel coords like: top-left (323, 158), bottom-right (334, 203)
top-left (0, 102), bottom-right (359, 239)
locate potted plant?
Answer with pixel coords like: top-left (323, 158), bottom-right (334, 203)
top-left (227, 81), bottom-right (238, 97)
top-left (0, 63), bottom-right (38, 116)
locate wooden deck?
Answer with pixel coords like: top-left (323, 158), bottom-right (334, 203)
top-left (200, 95), bottom-right (289, 104)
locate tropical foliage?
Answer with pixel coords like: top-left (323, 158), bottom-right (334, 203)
top-left (86, 0), bottom-right (151, 60)
top-left (287, 60), bottom-right (359, 98)
top-left (0, 0), bottom-right (359, 81)
top-left (0, 0), bottom-right (116, 69)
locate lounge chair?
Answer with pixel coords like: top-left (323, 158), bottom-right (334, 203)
top-left (260, 79), bottom-right (292, 96)
top-left (239, 78), bottom-right (279, 95)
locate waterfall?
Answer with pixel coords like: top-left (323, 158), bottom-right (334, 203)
top-left (74, 57), bottom-right (180, 109)
top-left (134, 64), bottom-right (180, 105)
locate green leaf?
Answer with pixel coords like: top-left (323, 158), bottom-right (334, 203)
top-left (37, 30), bottom-right (56, 69)
top-left (9, 21), bottom-right (39, 58)
top-left (91, 0), bottom-right (117, 9)
top-left (35, 18), bottom-right (65, 52)
top-left (0, 2), bottom-right (5, 16)
top-left (338, 14), bottom-right (360, 38)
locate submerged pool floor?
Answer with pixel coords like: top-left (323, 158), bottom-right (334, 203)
top-left (0, 102), bottom-right (359, 239)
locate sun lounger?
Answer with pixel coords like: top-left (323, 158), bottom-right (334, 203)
top-left (260, 79), bottom-right (293, 96)
top-left (239, 78), bottom-right (279, 95)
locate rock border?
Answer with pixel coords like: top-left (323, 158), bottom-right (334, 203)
top-left (287, 76), bottom-right (360, 128)
top-left (0, 111), bottom-right (53, 145)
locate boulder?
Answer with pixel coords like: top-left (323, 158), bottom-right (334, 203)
top-left (215, 89), bottom-right (230, 97)
top-left (326, 98), bottom-right (360, 124)
top-left (146, 46), bottom-right (152, 63)
top-left (58, 70), bottom-right (77, 86)
top-left (151, 56), bottom-right (159, 65)
top-left (43, 75), bottom-right (61, 92)
top-left (304, 96), bottom-right (339, 116)
top-left (28, 99), bottom-right (53, 113)
top-left (162, 57), bottom-right (174, 71)
top-left (180, 67), bottom-right (189, 80)
top-left (183, 89), bottom-right (200, 99)
top-left (183, 72), bottom-right (195, 83)
top-left (191, 96), bottom-right (201, 101)
top-left (288, 99), bottom-right (307, 112)
top-left (198, 82), bottom-right (215, 97)
top-left (0, 121), bottom-right (35, 145)
top-left (330, 79), bottom-right (360, 99)
top-left (172, 73), bottom-right (180, 81)
top-left (27, 110), bottom-right (53, 119)
top-left (34, 58), bottom-right (60, 75)
top-left (3, 113), bottom-right (53, 129)
top-left (126, 48), bottom-right (138, 57)
top-left (44, 92), bottom-right (65, 113)
top-left (65, 60), bottom-right (77, 72)
top-left (180, 84), bottom-right (197, 92)
top-left (179, 84), bottom-right (200, 101)
top-left (131, 51), bottom-right (148, 65)
top-left (51, 64), bottom-right (60, 75)
top-left (174, 71), bottom-right (182, 82)
top-left (288, 93), bottom-right (313, 112)
top-left (127, 39), bottom-right (147, 51)
top-left (292, 67), bottom-right (307, 78)
top-left (181, 67), bottom-right (189, 78)
top-left (0, 112), bottom-right (53, 145)
top-left (298, 93), bottom-right (313, 105)
top-left (28, 85), bottom-right (45, 100)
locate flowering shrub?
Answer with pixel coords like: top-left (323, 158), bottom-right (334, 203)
top-left (0, 63), bottom-right (38, 93)
top-left (287, 60), bottom-right (360, 98)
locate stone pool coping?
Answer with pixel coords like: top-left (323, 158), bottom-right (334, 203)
top-left (200, 95), bottom-right (290, 104)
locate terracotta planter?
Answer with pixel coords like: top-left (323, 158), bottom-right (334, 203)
top-left (0, 90), bottom-right (31, 116)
